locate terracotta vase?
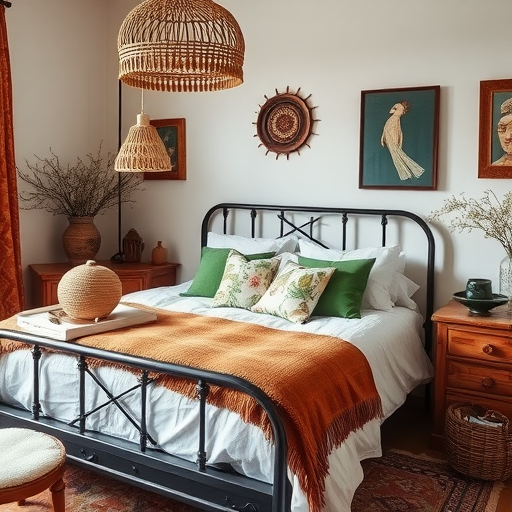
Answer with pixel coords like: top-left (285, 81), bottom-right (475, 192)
top-left (151, 241), bottom-right (168, 265)
top-left (62, 216), bottom-right (101, 265)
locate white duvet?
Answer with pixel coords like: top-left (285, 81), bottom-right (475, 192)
top-left (0, 282), bottom-right (433, 512)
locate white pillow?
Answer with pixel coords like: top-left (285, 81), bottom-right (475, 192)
top-left (207, 232), bottom-right (298, 255)
top-left (276, 251), bottom-right (299, 272)
top-left (298, 239), bottom-right (402, 311)
top-left (340, 246), bottom-right (403, 311)
top-left (298, 239), bottom-right (342, 260)
top-left (391, 273), bottom-right (420, 310)
top-left (389, 251), bottom-right (420, 309)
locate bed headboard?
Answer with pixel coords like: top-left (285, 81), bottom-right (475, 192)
top-left (201, 203), bottom-right (435, 355)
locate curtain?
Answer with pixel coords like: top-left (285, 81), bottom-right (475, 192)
top-left (0, 5), bottom-right (24, 319)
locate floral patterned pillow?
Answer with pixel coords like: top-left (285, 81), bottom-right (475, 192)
top-left (212, 250), bottom-right (280, 310)
top-left (250, 261), bottom-right (335, 324)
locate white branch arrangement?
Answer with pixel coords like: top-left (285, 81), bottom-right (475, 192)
top-left (428, 189), bottom-right (512, 257)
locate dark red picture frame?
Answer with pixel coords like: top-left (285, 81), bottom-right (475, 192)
top-left (478, 79), bottom-right (512, 178)
top-left (144, 118), bottom-right (186, 181)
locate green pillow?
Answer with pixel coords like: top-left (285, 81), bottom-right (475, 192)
top-left (297, 256), bottom-right (376, 319)
top-left (181, 247), bottom-right (276, 298)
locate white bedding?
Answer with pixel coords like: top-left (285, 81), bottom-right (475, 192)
top-left (0, 282), bottom-right (433, 512)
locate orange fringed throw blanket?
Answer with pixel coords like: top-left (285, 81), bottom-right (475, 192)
top-left (0, 307), bottom-right (383, 512)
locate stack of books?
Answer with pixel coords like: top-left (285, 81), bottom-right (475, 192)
top-left (16, 303), bottom-right (157, 341)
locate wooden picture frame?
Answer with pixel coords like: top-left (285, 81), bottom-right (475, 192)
top-left (144, 118), bottom-right (186, 181)
top-left (478, 79), bottom-right (512, 178)
top-left (359, 85), bottom-right (440, 190)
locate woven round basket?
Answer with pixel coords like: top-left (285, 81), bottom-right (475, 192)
top-left (445, 402), bottom-right (512, 481)
top-left (256, 92), bottom-right (313, 156)
top-left (57, 260), bottom-right (122, 320)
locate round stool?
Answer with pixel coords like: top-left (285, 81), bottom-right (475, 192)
top-left (0, 428), bottom-right (66, 511)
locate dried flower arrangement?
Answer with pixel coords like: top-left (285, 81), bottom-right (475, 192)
top-left (428, 189), bottom-right (512, 258)
top-left (17, 145), bottom-right (142, 217)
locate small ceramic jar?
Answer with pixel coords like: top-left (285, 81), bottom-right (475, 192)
top-left (151, 241), bottom-right (168, 265)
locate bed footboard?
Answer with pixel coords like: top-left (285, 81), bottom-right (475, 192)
top-left (0, 328), bottom-right (290, 512)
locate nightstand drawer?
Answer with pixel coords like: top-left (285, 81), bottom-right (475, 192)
top-left (447, 328), bottom-right (512, 363)
top-left (447, 359), bottom-right (512, 397)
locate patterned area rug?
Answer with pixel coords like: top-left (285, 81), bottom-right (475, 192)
top-left (352, 450), bottom-right (503, 512)
top-left (0, 450), bottom-right (503, 511)
top-left (0, 464), bottom-right (196, 512)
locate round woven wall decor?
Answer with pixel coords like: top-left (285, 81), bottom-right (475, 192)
top-left (255, 87), bottom-right (318, 159)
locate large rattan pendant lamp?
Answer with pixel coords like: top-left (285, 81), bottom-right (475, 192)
top-left (117, 0), bottom-right (245, 93)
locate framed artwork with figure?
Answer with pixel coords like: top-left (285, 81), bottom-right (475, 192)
top-left (144, 118), bottom-right (186, 181)
top-left (478, 79), bottom-right (512, 178)
top-left (359, 85), bottom-right (440, 190)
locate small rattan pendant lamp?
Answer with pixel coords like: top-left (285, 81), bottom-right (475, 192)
top-left (114, 90), bottom-right (172, 172)
top-left (117, 0), bottom-right (245, 93)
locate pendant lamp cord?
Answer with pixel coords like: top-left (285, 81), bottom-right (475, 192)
top-left (111, 80), bottom-right (125, 262)
top-left (117, 80), bottom-right (123, 255)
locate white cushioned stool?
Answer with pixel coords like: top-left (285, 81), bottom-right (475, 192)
top-left (0, 428), bottom-right (66, 511)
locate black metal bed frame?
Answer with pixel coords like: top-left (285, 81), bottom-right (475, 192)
top-left (201, 204), bottom-right (435, 356)
top-left (0, 203), bottom-right (435, 512)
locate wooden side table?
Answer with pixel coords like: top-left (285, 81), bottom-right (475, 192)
top-left (29, 260), bottom-right (180, 308)
top-left (431, 300), bottom-right (512, 450)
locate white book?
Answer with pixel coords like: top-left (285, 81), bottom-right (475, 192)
top-left (16, 303), bottom-right (157, 341)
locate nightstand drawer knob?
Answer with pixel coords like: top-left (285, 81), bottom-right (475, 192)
top-left (481, 377), bottom-right (495, 388)
top-left (482, 344), bottom-right (494, 355)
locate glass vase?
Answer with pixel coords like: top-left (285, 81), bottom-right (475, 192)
top-left (499, 254), bottom-right (512, 314)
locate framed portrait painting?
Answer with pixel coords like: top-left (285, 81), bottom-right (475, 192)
top-left (478, 79), bottom-right (512, 178)
top-left (144, 118), bottom-right (186, 181)
top-left (359, 85), bottom-right (440, 190)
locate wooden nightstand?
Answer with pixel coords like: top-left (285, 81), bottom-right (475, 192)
top-left (29, 260), bottom-right (180, 308)
top-left (431, 300), bottom-right (512, 450)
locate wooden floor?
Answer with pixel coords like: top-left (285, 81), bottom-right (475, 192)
top-left (381, 401), bottom-right (512, 512)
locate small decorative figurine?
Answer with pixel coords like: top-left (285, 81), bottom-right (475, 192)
top-left (123, 229), bottom-right (144, 262)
